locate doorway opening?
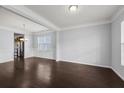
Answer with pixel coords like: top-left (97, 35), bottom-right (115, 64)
top-left (14, 33), bottom-right (25, 60)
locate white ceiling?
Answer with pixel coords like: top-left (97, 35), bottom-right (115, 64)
top-left (25, 5), bottom-right (121, 29)
top-left (0, 7), bottom-right (48, 32)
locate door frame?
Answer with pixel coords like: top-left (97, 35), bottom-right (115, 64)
top-left (14, 33), bottom-right (25, 59)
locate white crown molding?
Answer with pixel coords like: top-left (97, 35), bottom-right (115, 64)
top-left (2, 5), bottom-right (60, 31)
top-left (32, 30), bottom-right (55, 35)
top-left (61, 20), bottom-right (111, 31)
top-left (111, 6), bottom-right (124, 22)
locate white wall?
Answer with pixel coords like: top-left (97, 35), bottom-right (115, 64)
top-left (111, 10), bottom-right (124, 80)
top-left (33, 31), bottom-right (56, 60)
top-left (58, 24), bottom-right (111, 68)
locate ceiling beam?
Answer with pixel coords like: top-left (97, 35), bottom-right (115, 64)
top-left (2, 5), bottom-right (60, 31)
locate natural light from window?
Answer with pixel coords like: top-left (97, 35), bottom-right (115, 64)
top-left (37, 35), bottom-right (52, 51)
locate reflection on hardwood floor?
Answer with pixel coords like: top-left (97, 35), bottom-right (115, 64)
top-left (0, 57), bottom-right (123, 88)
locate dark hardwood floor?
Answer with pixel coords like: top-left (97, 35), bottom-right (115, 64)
top-left (0, 57), bottom-right (124, 88)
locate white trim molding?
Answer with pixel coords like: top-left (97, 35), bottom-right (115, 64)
top-left (59, 59), bottom-right (111, 69)
top-left (61, 20), bottom-right (111, 31)
top-left (111, 67), bottom-right (124, 80)
top-left (111, 6), bottom-right (124, 22)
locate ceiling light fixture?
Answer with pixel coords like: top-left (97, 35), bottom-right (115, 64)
top-left (20, 38), bottom-right (25, 41)
top-left (69, 5), bottom-right (78, 12)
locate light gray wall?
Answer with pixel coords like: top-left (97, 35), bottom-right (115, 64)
top-left (0, 30), bottom-right (14, 63)
top-left (111, 10), bottom-right (124, 80)
top-left (58, 24), bottom-right (111, 68)
top-left (25, 33), bottom-right (34, 58)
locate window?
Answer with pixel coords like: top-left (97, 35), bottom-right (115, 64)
top-left (37, 35), bottom-right (52, 51)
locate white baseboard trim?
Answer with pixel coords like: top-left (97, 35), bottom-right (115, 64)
top-left (0, 58), bottom-right (14, 63)
top-left (111, 67), bottom-right (124, 80)
top-left (25, 56), bottom-right (34, 58)
top-left (33, 56), bottom-right (56, 61)
top-left (59, 59), bottom-right (111, 69)
top-left (56, 59), bottom-right (60, 62)
top-left (59, 59), bottom-right (124, 80)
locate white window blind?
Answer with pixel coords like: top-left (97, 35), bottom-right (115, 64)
top-left (37, 35), bottom-right (52, 51)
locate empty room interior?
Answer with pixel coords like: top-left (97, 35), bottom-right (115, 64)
top-left (0, 5), bottom-right (124, 88)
